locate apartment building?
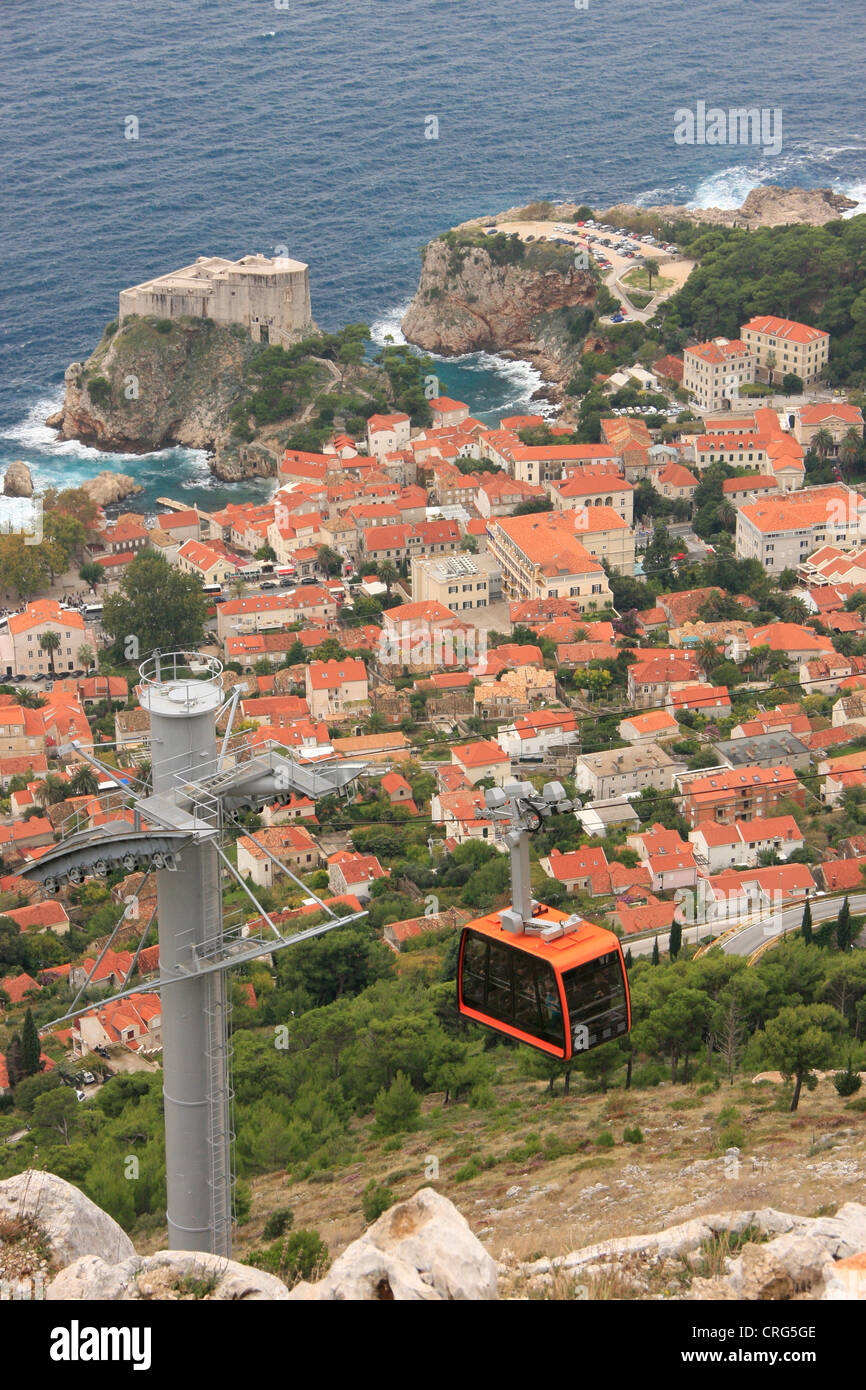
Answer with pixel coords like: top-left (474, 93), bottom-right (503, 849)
top-left (689, 814), bottom-right (804, 874)
top-left (793, 403), bottom-right (865, 454)
top-left (683, 338), bottom-right (755, 413)
top-left (550, 469), bottom-right (634, 524)
top-left (366, 413), bottom-right (411, 458)
top-left (677, 764), bottom-right (805, 827)
top-left (3, 601), bottom-right (96, 679)
top-left (573, 743), bottom-right (684, 800)
top-left (736, 485), bottom-right (866, 574)
top-left (570, 504), bottom-right (636, 575)
top-left (304, 659), bottom-right (369, 723)
top-left (740, 315), bottom-right (829, 385)
top-left (508, 445), bottom-right (620, 487)
top-left (410, 552), bottom-right (499, 612)
top-left (486, 512), bottom-right (612, 609)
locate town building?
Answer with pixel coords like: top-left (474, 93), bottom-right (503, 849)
top-left (736, 485), bottom-right (866, 574)
top-left (740, 316), bottom-right (829, 385)
top-left (486, 512), bottom-right (612, 608)
top-left (683, 338), bottom-right (755, 413)
top-left (573, 743), bottom-right (683, 800)
top-left (410, 552), bottom-right (499, 612)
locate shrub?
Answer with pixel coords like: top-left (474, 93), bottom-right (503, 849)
top-left (234, 1180), bottom-right (252, 1225)
top-left (631, 1062), bottom-right (666, 1088)
top-left (455, 1157), bottom-right (482, 1182)
top-left (262, 1207), bottom-right (294, 1241)
top-left (88, 375), bottom-right (111, 405)
top-left (716, 1124), bottom-right (746, 1152)
top-left (247, 1229), bottom-right (330, 1288)
top-left (155, 318), bottom-right (173, 334)
top-left (833, 1065), bottom-right (863, 1098)
top-left (845, 1095), bottom-right (866, 1112)
top-left (362, 1180), bottom-right (395, 1224)
top-left (623, 1126), bottom-right (644, 1144)
top-left (594, 1130), bottom-right (615, 1149)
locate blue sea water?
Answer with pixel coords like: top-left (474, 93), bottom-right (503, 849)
top-left (1, 0), bottom-right (865, 514)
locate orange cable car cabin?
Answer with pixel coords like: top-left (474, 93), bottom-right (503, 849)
top-left (458, 904), bottom-right (631, 1059)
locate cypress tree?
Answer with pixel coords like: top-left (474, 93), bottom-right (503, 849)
top-left (801, 898), bottom-right (813, 944)
top-left (5, 1035), bottom-right (24, 1088)
top-left (651, 935), bottom-right (660, 966)
top-left (21, 1008), bottom-right (41, 1077)
top-left (669, 920), bottom-right (682, 960)
top-left (625, 947), bottom-right (633, 969)
top-left (836, 897), bottom-right (852, 952)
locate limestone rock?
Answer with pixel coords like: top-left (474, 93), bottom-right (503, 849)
top-left (0, 1170), bottom-right (134, 1270)
top-left (47, 1250), bottom-right (290, 1301)
top-left (81, 471), bottom-right (143, 506)
top-left (2, 460), bottom-right (33, 498)
top-left (290, 1187), bottom-right (498, 1301)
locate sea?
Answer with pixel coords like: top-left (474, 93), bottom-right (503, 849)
top-left (2, 0), bottom-right (865, 518)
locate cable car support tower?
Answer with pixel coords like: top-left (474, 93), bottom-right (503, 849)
top-left (18, 653), bottom-right (367, 1258)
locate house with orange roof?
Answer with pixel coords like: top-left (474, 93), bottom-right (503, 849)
top-left (683, 337), bottom-right (755, 413)
top-left (176, 538), bottom-right (240, 586)
top-left (330, 730), bottom-right (412, 763)
top-left (540, 846), bottom-right (611, 897)
top-left (737, 484), bottom-right (866, 574)
top-left (740, 316), bottom-right (829, 386)
top-left (667, 684), bottom-right (732, 718)
top-left (551, 468), bottom-right (634, 524)
top-left (619, 708), bottom-right (680, 744)
top-left (627, 652), bottom-right (701, 708)
top-left (814, 857), bottom-right (866, 895)
top-left (476, 473), bottom-right (547, 518)
top-left (678, 764), bottom-right (805, 827)
top-left (0, 971), bottom-right (41, 1008)
top-left (304, 658), bottom-right (368, 723)
top-left (4, 600), bottom-right (95, 680)
top-left (652, 461), bottom-right (699, 501)
top-left (379, 771), bottom-right (418, 816)
top-left (428, 396), bottom-right (469, 428)
top-left (430, 786), bottom-right (496, 848)
top-left (486, 511), bottom-right (613, 608)
top-left (366, 412), bottom-right (411, 458)
top-left (496, 709), bottom-right (579, 759)
top-left (383, 906), bottom-right (471, 954)
top-left (327, 849), bottom-right (389, 900)
top-left (451, 739), bottom-right (510, 786)
top-left (793, 402), bottom-right (864, 453)
top-left (706, 864), bottom-right (816, 923)
top-left (689, 814), bottom-right (804, 874)
top-left (3, 901), bottom-right (70, 935)
top-left (626, 823), bottom-right (698, 892)
top-left (237, 824), bottom-right (321, 888)
top-left (72, 991), bottom-right (162, 1058)
top-left (612, 900), bottom-right (678, 937)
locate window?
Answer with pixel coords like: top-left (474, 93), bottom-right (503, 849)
top-left (460, 932), bottom-right (565, 1048)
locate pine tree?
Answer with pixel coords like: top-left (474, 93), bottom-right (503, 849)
top-left (836, 897), bottom-right (852, 952)
top-left (20, 1008), bottom-right (41, 1076)
top-left (669, 920), bottom-right (682, 960)
top-left (801, 899), bottom-right (812, 945)
top-left (651, 936), bottom-right (660, 966)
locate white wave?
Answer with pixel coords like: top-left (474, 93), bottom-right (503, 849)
top-left (840, 180), bottom-right (866, 218)
top-left (370, 299), bottom-right (411, 346)
top-left (1, 390), bottom-right (66, 449)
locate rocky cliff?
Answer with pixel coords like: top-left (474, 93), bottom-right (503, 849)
top-left (601, 184), bottom-right (857, 231)
top-left (401, 235), bottom-right (596, 389)
top-left (47, 316), bottom-right (259, 472)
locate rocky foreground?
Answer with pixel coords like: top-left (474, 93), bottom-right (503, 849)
top-left (2, 1170), bottom-right (863, 1300)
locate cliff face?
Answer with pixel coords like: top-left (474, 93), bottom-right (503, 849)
top-left (401, 237), bottom-right (596, 385)
top-left (48, 317), bottom-right (258, 460)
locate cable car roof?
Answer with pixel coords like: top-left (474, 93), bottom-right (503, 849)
top-left (463, 905), bottom-right (624, 969)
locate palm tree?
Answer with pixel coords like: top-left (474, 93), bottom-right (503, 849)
top-left (377, 561), bottom-right (398, 596)
top-left (813, 427), bottom-right (835, 463)
top-left (68, 765), bottom-right (99, 798)
top-left (231, 575), bottom-right (247, 600)
top-left (76, 643), bottom-right (94, 672)
top-left (39, 630), bottom-right (61, 678)
top-left (640, 258), bottom-right (657, 293)
top-left (840, 427), bottom-right (862, 481)
top-left (35, 773), bottom-right (68, 808)
top-left (698, 639), bottom-right (719, 676)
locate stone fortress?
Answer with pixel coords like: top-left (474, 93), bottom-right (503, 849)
top-left (118, 253), bottom-right (314, 348)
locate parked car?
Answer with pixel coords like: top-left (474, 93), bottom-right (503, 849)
top-left (75, 1089), bottom-right (86, 1103)
top-left (81, 1071), bottom-right (96, 1085)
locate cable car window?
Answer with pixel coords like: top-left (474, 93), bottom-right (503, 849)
top-left (461, 933), bottom-right (487, 1008)
top-left (561, 952), bottom-right (628, 1051)
top-left (460, 931), bottom-right (564, 1049)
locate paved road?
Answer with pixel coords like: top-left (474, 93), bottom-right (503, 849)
top-left (628, 891), bottom-right (862, 961)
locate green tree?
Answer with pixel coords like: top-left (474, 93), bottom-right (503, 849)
top-left (651, 936), bottom-right (660, 966)
top-left (101, 552), bottom-right (207, 657)
top-left (801, 898), bottom-right (813, 945)
top-left (69, 764), bottom-right (99, 798)
top-left (79, 561), bottom-right (103, 592)
top-left (836, 896), bottom-right (853, 951)
top-left (20, 1007), bottom-right (41, 1076)
top-left (669, 919), bottom-right (683, 960)
top-left (31, 1086), bottom-right (84, 1146)
top-left (373, 1070), bottom-right (421, 1135)
top-left (39, 630), bottom-right (61, 677)
top-left (761, 1004), bottom-right (844, 1111)
top-left (76, 643), bottom-right (95, 671)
